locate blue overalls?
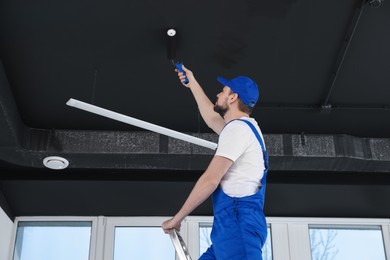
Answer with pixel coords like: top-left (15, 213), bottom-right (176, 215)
top-left (200, 119), bottom-right (269, 260)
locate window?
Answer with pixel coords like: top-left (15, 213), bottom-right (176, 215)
top-left (309, 225), bottom-right (386, 260)
top-left (103, 217), bottom-right (177, 260)
top-left (199, 224), bottom-right (273, 259)
top-left (13, 221), bottom-right (92, 260)
top-left (11, 217), bottom-right (390, 260)
top-left (113, 227), bottom-right (175, 260)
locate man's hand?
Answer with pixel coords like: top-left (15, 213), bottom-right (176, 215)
top-left (176, 65), bottom-right (195, 88)
top-left (162, 217), bottom-right (181, 234)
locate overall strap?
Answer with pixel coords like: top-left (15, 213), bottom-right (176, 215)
top-left (238, 119), bottom-right (269, 171)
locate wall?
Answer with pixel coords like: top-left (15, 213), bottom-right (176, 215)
top-left (0, 206), bottom-right (13, 260)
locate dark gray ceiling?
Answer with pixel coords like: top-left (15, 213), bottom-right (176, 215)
top-left (0, 0), bottom-right (390, 220)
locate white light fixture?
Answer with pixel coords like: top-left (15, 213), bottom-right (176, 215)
top-left (43, 156), bottom-right (69, 170)
top-left (167, 28), bottom-right (176, 37)
top-left (66, 98), bottom-right (218, 150)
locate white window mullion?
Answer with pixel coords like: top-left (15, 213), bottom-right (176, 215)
top-left (270, 223), bottom-right (291, 260)
top-left (288, 223), bottom-right (312, 260)
top-left (88, 217), bottom-right (98, 260)
top-left (93, 216), bottom-right (106, 260)
top-left (103, 217), bottom-right (116, 260)
top-left (185, 219), bottom-right (200, 259)
top-left (185, 216), bottom-right (213, 259)
top-left (381, 224), bottom-right (390, 260)
top-left (10, 219), bottom-right (21, 260)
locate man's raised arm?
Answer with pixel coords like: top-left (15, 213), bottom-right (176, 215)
top-left (177, 65), bottom-right (225, 134)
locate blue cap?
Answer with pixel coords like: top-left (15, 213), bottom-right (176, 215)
top-left (217, 76), bottom-right (259, 107)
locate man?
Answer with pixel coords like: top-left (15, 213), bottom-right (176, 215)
top-left (162, 65), bottom-right (269, 259)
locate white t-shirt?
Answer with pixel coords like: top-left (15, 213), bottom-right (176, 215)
top-left (215, 117), bottom-right (265, 197)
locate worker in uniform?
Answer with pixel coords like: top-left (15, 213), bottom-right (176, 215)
top-left (162, 65), bottom-right (269, 259)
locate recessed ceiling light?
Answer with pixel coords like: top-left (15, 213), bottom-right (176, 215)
top-left (167, 28), bottom-right (176, 37)
top-left (43, 156), bottom-right (69, 170)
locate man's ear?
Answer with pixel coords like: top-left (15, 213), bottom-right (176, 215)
top-left (229, 93), bottom-right (239, 103)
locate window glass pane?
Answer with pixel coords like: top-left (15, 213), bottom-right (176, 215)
top-left (199, 225), bottom-right (272, 260)
top-left (309, 225), bottom-right (386, 260)
top-left (114, 227), bottom-right (175, 260)
top-left (13, 221), bottom-right (91, 260)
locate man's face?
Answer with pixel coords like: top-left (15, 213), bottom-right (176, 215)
top-left (214, 86), bottom-right (232, 118)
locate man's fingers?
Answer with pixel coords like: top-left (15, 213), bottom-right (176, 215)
top-left (174, 66), bottom-right (191, 86)
top-left (163, 226), bottom-right (176, 234)
top-left (182, 65), bottom-right (191, 74)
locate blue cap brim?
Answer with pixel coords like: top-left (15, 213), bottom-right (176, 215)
top-left (217, 76), bottom-right (231, 88)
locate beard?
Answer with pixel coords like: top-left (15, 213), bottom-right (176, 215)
top-left (214, 99), bottom-right (229, 118)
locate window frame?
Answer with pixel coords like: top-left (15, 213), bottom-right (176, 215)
top-left (10, 216), bottom-right (390, 260)
top-left (103, 217), bottom-right (178, 260)
top-left (11, 216), bottom-right (98, 260)
top-left (269, 217), bottom-right (390, 260)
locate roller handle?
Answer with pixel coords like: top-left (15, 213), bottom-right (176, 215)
top-left (175, 62), bottom-right (189, 84)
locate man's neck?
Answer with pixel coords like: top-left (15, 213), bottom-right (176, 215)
top-left (224, 111), bottom-right (249, 124)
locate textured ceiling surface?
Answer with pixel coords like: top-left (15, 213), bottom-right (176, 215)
top-left (1, 0), bottom-right (389, 135)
